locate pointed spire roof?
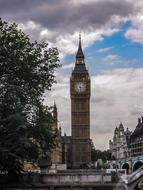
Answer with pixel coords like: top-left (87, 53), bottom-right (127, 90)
top-left (53, 102), bottom-right (58, 123)
top-left (54, 101), bottom-right (57, 109)
top-left (131, 118), bottom-right (143, 138)
top-left (72, 32), bottom-right (89, 75)
top-left (53, 102), bottom-right (57, 114)
top-left (76, 32), bottom-right (84, 59)
top-left (119, 122), bottom-right (124, 129)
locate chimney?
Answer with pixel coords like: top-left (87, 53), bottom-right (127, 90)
top-left (138, 118), bottom-right (141, 124)
top-left (59, 126), bottom-right (62, 136)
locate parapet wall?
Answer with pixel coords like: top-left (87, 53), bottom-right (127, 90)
top-left (3, 170), bottom-right (124, 190)
top-left (41, 172), bottom-right (111, 184)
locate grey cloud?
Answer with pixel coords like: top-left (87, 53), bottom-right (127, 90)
top-left (0, 0), bottom-right (31, 12)
top-left (91, 90), bottom-right (115, 105)
top-left (1, 0), bottom-right (134, 33)
top-left (91, 123), bottom-right (113, 134)
top-left (130, 110), bottom-right (142, 116)
top-left (130, 106), bottom-right (143, 116)
top-left (26, 0), bottom-right (134, 32)
top-left (0, 0), bottom-right (55, 13)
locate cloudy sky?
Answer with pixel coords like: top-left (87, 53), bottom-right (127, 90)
top-left (2, 0), bottom-right (143, 149)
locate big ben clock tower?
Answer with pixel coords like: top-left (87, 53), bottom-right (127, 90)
top-left (70, 34), bottom-right (91, 168)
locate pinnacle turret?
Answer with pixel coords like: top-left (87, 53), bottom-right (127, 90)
top-left (53, 102), bottom-right (58, 124)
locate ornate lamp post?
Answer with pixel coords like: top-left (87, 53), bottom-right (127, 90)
top-left (38, 152), bottom-right (52, 174)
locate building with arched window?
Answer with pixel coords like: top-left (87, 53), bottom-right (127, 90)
top-left (109, 123), bottom-right (132, 160)
top-left (130, 118), bottom-right (143, 157)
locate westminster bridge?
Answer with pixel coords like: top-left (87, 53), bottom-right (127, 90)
top-left (117, 155), bottom-right (143, 174)
top-left (2, 170), bottom-right (124, 190)
top-left (3, 168), bottom-right (143, 190)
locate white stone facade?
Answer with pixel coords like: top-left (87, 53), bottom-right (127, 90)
top-left (109, 123), bottom-right (131, 160)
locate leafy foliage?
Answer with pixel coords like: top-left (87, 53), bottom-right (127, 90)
top-left (0, 18), bottom-right (60, 183)
top-left (91, 143), bottom-right (112, 162)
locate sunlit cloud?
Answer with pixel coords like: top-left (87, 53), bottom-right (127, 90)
top-left (98, 46), bottom-right (113, 53)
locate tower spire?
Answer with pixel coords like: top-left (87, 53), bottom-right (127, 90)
top-left (76, 32), bottom-right (84, 64)
top-left (79, 32), bottom-right (81, 48)
top-left (53, 102), bottom-right (58, 126)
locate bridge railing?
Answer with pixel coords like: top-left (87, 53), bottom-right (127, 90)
top-left (41, 172), bottom-right (112, 184)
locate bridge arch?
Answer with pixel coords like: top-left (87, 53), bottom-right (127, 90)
top-left (122, 163), bottom-right (129, 174)
top-left (133, 161), bottom-right (143, 172)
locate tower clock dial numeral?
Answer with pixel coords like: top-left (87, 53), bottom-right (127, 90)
top-left (75, 82), bottom-right (86, 93)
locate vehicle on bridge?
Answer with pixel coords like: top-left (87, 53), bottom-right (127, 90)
top-left (106, 169), bottom-right (126, 176)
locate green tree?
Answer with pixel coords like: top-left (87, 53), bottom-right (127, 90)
top-left (91, 143), bottom-right (112, 162)
top-left (0, 18), bottom-right (60, 184)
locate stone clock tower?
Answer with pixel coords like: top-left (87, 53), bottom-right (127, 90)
top-left (70, 34), bottom-right (91, 168)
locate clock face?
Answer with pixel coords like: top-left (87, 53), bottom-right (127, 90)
top-left (75, 82), bottom-right (86, 93)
